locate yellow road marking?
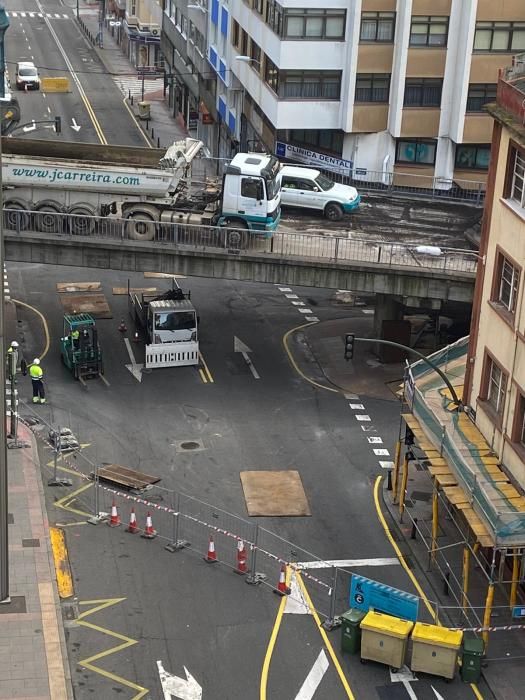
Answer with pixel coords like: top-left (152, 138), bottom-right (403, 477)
top-left (77, 598), bottom-right (148, 699)
top-left (54, 482), bottom-right (93, 517)
top-left (39, 582), bottom-right (70, 698)
top-left (49, 527), bottom-right (74, 598)
top-left (260, 567), bottom-right (290, 699)
top-left (199, 368), bottom-right (208, 383)
top-left (12, 299), bottom-right (50, 359)
top-left (198, 351), bottom-right (214, 383)
top-left (296, 572), bottom-right (356, 699)
top-left (373, 476), bottom-right (484, 699)
top-left (122, 96), bottom-right (153, 147)
top-left (283, 322), bottom-right (338, 393)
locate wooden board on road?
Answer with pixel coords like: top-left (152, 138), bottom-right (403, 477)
top-left (57, 282), bottom-right (101, 293)
top-left (112, 287), bottom-right (157, 295)
top-left (93, 464), bottom-right (161, 491)
top-left (59, 293), bottom-right (112, 318)
top-left (240, 470), bottom-right (311, 517)
top-left (143, 272), bottom-right (186, 279)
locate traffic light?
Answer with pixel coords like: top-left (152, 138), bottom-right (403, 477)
top-left (344, 333), bottom-right (355, 361)
top-left (54, 116), bottom-right (61, 134)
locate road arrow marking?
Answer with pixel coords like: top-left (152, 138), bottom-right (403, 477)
top-left (234, 336), bottom-right (260, 379)
top-left (157, 660), bottom-right (202, 700)
top-left (71, 118), bottom-right (81, 132)
top-left (294, 649), bottom-right (329, 699)
top-left (432, 687), bottom-right (445, 700)
top-left (390, 666), bottom-right (419, 699)
top-left (124, 337), bottom-right (143, 382)
top-left (23, 120), bottom-right (36, 133)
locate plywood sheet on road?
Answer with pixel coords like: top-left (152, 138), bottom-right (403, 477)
top-left (112, 287), bottom-right (157, 295)
top-left (143, 272), bottom-right (186, 279)
top-left (59, 293), bottom-right (112, 318)
top-left (94, 464), bottom-right (161, 490)
top-left (56, 282), bottom-right (101, 293)
top-left (240, 470), bottom-right (311, 517)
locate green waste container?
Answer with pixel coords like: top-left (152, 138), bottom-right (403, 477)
top-left (341, 609), bottom-right (366, 654)
top-left (461, 634), bottom-right (484, 683)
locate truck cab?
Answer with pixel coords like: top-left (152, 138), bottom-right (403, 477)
top-left (220, 153), bottom-right (281, 236)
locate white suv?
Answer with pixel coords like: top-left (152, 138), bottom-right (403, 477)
top-left (280, 165), bottom-right (360, 221)
top-left (16, 62), bottom-right (40, 91)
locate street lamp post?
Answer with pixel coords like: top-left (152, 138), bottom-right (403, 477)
top-left (0, 2), bottom-right (10, 605)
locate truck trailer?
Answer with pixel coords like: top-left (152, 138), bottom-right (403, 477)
top-left (1, 137), bottom-right (281, 241)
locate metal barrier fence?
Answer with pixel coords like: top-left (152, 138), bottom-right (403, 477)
top-left (3, 208), bottom-right (479, 276)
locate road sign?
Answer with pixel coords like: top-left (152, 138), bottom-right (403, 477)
top-left (512, 605), bottom-right (525, 618)
top-left (350, 574), bottom-right (419, 621)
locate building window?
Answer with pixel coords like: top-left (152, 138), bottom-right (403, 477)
top-left (404, 78), bottom-right (442, 107)
top-left (276, 70), bottom-right (342, 100)
top-left (360, 11), bottom-right (395, 42)
top-left (455, 145), bottom-right (491, 170)
top-left (355, 74), bottom-right (390, 103)
top-left (250, 40), bottom-right (261, 67)
top-left (254, 0), bottom-right (263, 15)
top-left (241, 29), bottom-right (248, 57)
top-left (266, 0), bottom-right (283, 36)
top-left (287, 129), bottom-right (344, 155)
top-left (283, 9), bottom-right (346, 40)
top-left (396, 139), bottom-right (437, 165)
top-left (508, 147), bottom-right (525, 209)
top-left (232, 19), bottom-right (240, 48)
top-left (482, 355), bottom-right (508, 417)
top-left (264, 56), bottom-right (279, 93)
top-left (409, 16), bottom-right (448, 46)
top-left (474, 21), bottom-right (525, 51)
top-left (466, 83), bottom-right (497, 112)
top-left (512, 393), bottom-right (525, 447)
top-left (492, 252), bottom-right (520, 314)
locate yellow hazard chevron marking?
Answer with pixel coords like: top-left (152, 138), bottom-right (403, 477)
top-left (49, 527), bottom-right (74, 598)
top-left (54, 482), bottom-right (93, 517)
top-left (77, 598), bottom-right (149, 699)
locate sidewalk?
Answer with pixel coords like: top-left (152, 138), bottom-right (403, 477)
top-left (76, 2), bottom-right (189, 149)
top-left (1, 306), bottom-right (73, 699)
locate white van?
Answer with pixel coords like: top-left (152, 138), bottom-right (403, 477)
top-left (280, 165), bottom-right (360, 221)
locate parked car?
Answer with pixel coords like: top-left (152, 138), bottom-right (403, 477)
top-left (16, 62), bottom-right (40, 91)
top-left (280, 165), bottom-right (360, 221)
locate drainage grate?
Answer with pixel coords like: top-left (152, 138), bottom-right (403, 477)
top-left (0, 596), bottom-right (26, 614)
top-left (173, 439), bottom-right (206, 453)
top-left (22, 538), bottom-right (40, 548)
top-left (180, 441), bottom-right (200, 450)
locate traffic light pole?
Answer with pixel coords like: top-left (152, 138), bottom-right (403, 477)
top-left (346, 337), bottom-right (462, 409)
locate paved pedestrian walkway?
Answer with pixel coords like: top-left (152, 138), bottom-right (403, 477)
top-left (1, 304), bottom-right (73, 699)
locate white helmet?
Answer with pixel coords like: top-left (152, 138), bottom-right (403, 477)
top-left (10, 341), bottom-right (19, 347)
top-left (33, 358), bottom-right (40, 365)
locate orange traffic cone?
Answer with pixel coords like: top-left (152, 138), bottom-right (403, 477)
top-left (204, 534), bottom-right (218, 563)
top-left (273, 564), bottom-right (290, 596)
top-left (141, 512), bottom-right (156, 539)
top-left (118, 318), bottom-right (127, 333)
top-left (126, 508), bottom-right (138, 534)
top-left (108, 500), bottom-right (120, 527)
top-left (234, 539), bottom-right (248, 575)
top-left (132, 331), bottom-right (140, 343)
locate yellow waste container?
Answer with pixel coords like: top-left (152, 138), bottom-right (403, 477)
top-left (410, 623), bottom-right (463, 680)
top-left (360, 611), bottom-right (414, 670)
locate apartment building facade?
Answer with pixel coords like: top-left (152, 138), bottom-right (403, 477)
top-left (157, 0), bottom-right (525, 187)
top-left (121, 0), bottom-right (163, 70)
top-left (464, 55), bottom-right (525, 488)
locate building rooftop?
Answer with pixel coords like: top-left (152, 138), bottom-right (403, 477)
top-left (485, 53), bottom-right (525, 146)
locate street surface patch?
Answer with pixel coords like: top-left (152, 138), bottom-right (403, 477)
top-left (240, 470), bottom-right (311, 516)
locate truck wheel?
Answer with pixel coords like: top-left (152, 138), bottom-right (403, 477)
top-left (223, 219), bottom-right (248, 249)
top-left (34, 200), bottom-right (63, 233)
top-left (4, 199), bottom-right (30, 230)
top-left (68, 204), bottom-right (95, 235)
top-left (126, 212), bottom-right (156, 241)
top-left (324, 202), bottom-right (344, 221)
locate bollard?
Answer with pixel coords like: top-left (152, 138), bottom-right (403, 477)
top-left (130, 95), bottom-right (134, 106)
top-left (386, 469), bottom-right (392, 491)
top-left (128, 89), bottom-right (131, 100)
top-left (410, 517), bottom-right (418, 540)
top-left (157, 137), bottom-right (160, 148)
top-left (443, 571), bottom-right (450, 596)
top-left (145, 118), bottom-right (149, 131)
top-left (151, 128), bottom-right (155, 139)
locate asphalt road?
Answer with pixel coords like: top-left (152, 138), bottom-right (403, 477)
top-left (7, 261), bottom-right (493, 700)
top-left (5, 0), bottom-right (144, 145)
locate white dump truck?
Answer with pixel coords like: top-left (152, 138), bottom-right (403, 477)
top-left (1, 137), bottom-right (281, 241)
top-left (128, 281), bottom-right (199, 369)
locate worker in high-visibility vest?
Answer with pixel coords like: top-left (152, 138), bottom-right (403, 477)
top-left (29, 358), bottom-right (45, 404)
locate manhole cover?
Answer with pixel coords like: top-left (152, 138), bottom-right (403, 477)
top-left (180, 441), bottom-right (200, 450)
